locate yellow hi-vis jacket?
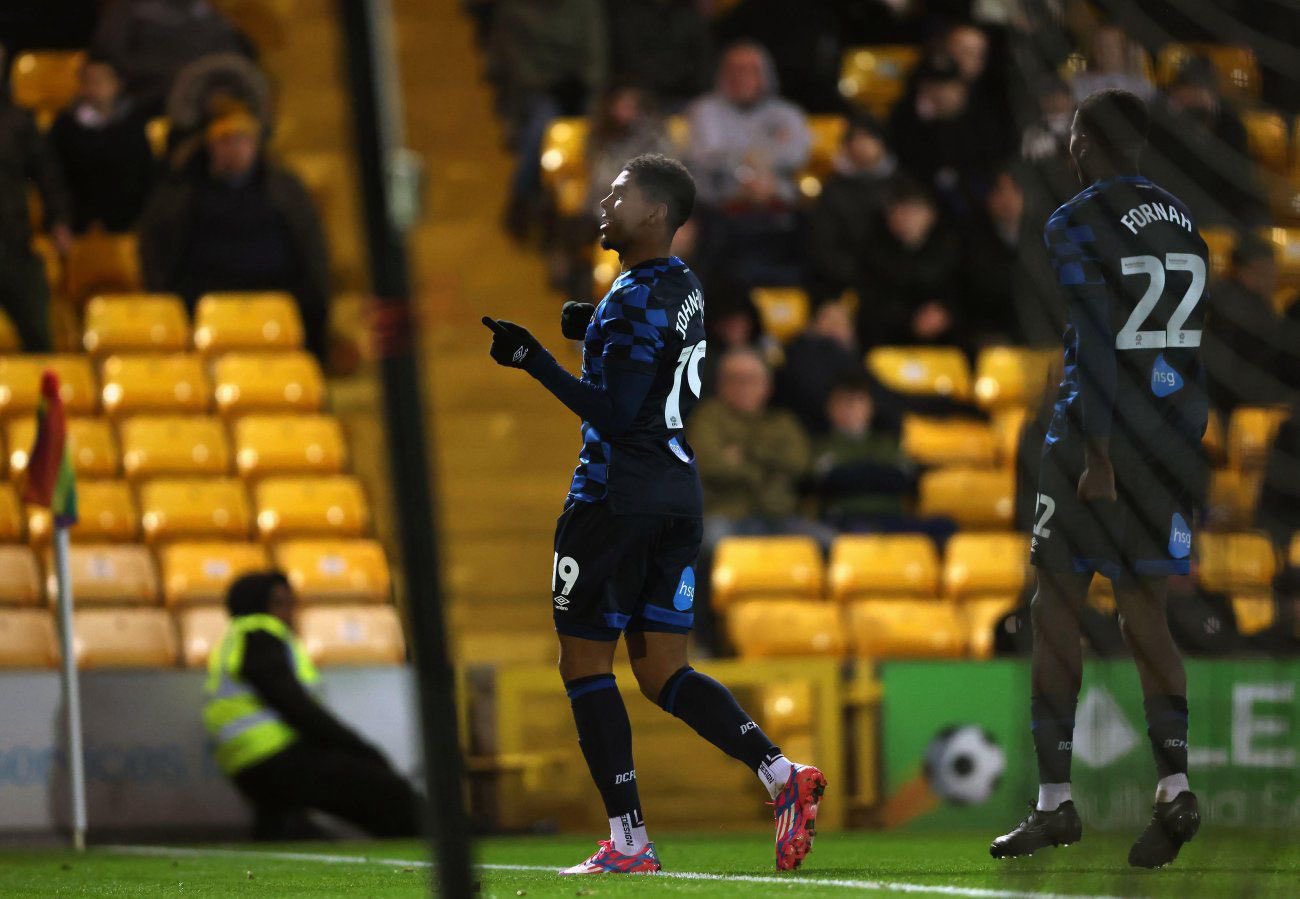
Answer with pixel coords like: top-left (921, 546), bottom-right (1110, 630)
top-left (203, 613), bottom-right (320, 776)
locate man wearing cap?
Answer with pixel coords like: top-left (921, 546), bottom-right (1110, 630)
top-left (204, 572), bottom-right (421, 839)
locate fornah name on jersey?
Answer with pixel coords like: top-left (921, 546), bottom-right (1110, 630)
top-left (674, 288), bottom-right (704, 338)
top-left (1119, 201), bottom-right (1193, 235)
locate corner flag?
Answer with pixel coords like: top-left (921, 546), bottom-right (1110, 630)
top-left (21, 370), bottom-right (78, 526)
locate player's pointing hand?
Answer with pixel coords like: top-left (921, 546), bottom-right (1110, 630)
top-left (483, 316), bottom-right (545, 370)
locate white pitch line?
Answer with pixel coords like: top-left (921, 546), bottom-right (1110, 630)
top-left (102, 844), bottom-right (1120, 899)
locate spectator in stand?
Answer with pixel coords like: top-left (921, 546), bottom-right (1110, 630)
top-left (1069, 23), bottom-right (1155, 102)
top-left (943, 22), bottom-right (1013, 149)
top-left (854, 178), bottom-right (962, 351)
top-left (488, 0), bottom-right (607, 239)
top-left (1257, 404), bottom-right (1300, 554)
top-left (0, 45), bottom-right (70, 352)
top-left (90, 0), bottom-right (250, 114)
top-left (1019, 74), bottom-right (1077, 217)
top-left (804, 114), bottom-right (897, 304)
top-left (604, 0), bottom-right (711, 110)
top-left (1146, 56), bottom-right (1266, 229)
top-left (711, 0), bottom-right (845, 113)
top-left (696, 303), bottom-right (778, 398)
top-left (685, 41), bottom-right (810, 307)
top-left (775, 300), bottom-right (863, 435)
top-left (49, 55), bottom-right (154, 234)
top-left (138, 101), bottom-right (331, 365)
top-left (1203, 234), bottom-right (1299, 413)
top-left (165, 53), bottom-right (273, 167)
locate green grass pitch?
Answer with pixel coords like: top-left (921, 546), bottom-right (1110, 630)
top-left (2, 830), bottom-right (1296, 897)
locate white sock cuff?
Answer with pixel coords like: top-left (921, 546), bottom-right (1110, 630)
top-left (1037, 782), bottom-right (1072, 812)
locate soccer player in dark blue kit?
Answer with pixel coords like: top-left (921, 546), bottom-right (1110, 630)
top-left (990, 90), bottom-right (1206, 868)
top-left (482, 154), bottom-right (826, 875)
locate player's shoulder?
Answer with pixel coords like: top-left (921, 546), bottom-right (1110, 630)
top-left (607, 257), bottom-right (696, 314)
top-left (1046, 182), bottom-right (1105, 235)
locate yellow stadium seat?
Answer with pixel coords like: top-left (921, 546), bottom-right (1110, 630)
top-left (0, 309), bottom-right (20, 353)
top-left (1206, 468), bottom-right (1261, 530)
top-left (233, 414), bottom-right (347, 478)
top-left (0, 545), bottom-right (42, 605)
top-left (828, 534), bottom-right (940, 600)
top-left (990, 406), bottom-right (1028, 467)
top-left (1200, 227), bottom-right (1236, 279)
top-left (726, 600), bottom-right (845, 658)
top-left (10, 51), bottom-right (84, 127)
top-left (0, 610), bottom-right (58, 668)
top-left (839, 46), bottom-right (922, 118)
top-left (866, 346), bottom-right (972, 400)
top-left (82, 294), bottom-right (189, 356)
top-left (750, 287), bottom-right (810, 343)
top-left (1232, 595), bottom-right (1274, 636)
top-left (274, 539), bottom-right (391, 603)
top-left (73, 608), bottom-right (177, 668)
top-left (45, 543), bottom-right (159, 606)
top-left (943, 532), bottom-right (1029, 599)
top-left (146, 116), bottom-right (170, 159)
top-left (1226, 406), bottom-right (1289, 470)
top-left (1267, 226), bottom-right (1300, 285)
top-left (177, 605), bottom-right (229, 668)
top-left (962, 595), bottom-right (1020, 659)
top-left (161, 541), bottom-right (271, 607)
top-left (539, 117), bottom-right (590, 215)
top-left (1291, 533), bottom-right (1300, 569)
top-left (711, 536), bottom-right (824, 608)
top-left (798, 115), bottom-right (848, 198)
top-left (119, 416), bottom-right (231, 480)
top-left (846, 599), bottom-right (966, 659)
top-left (1198, 532), bottom-right (1277, 593)
top-left (213, 352), bottom-right (325, 416)
top-left (138, 478), bottom-right (252, 543)
top-left (6, 416), bottom-right (118, 480)
top-left (901, 416), bottom-right (998, 467)
top-left (1268, 174), bottom-right (1300, 228)
top-left (0, 355), bottom-right (98, 417)
top-left (28, 480), bottom-right (138, 545)
top-left (64, 233), bottom-right (142, 305)
top-left (253, 476), bottom-right (370, 541)
top-left (100, 353), bottom-right (211, 417)
top-left (299, 604), bottom-right (406, 666)
top-left (1242, 110), bottom-right (1290, 174)
top-left (0, 484), bottom-right (24, 541)
top-left (1202, 407), bottom-right (1227, 465)
top-left (973, 346), bottom-right (1059, 409)
top-left (918, 467), bottom-right (1016, 529)
top-left (193, 292), bottom-right (305, 355)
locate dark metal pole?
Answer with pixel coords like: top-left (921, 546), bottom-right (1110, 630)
top-left (335, 1), bottom-right (473, 895)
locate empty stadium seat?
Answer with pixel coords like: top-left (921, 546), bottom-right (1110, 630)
top-left (64, 233), bottom-right (141, 304)
top-left (1267, 226), bottom-right (1300, 285)
top-left (1198, 532), bottom-right (1276, 594)
top-left (213, 352), bottom-right (325, 415)
top-left (1226, 406), bottom-right (1289, 470)
top-left (901, 416), bottom-right (998, 467)
top-left (943, 532), bottom-right (1029, 599)
top-left (1202, 407), bottom-right (1227, 465)
top-left (298, 605), bottom-right (406, 666)
top-left (119, 416), bottom-right (231, 480)
top-left (0, 545), bottom-right (41, 605)
top-left (1242, 110), bottom-right (1290, 173)
top-left (7, 416), bottom-right (118, 480)
top-left (254, 476), bottom-right (370, 541)
top-left (990, 406), bottom-right (1028, 467)
top-left (100, 354), bottom-right (211, 417)
top-left (846, 599), bottom-right (965, 659)
top-left (918, 467), bottom-right (1016, 529)
top-left (973, 346), bottom-right (1059, 409)
top-left (962, 595), bottom-right (1020, 659)
top-left (1156, 43), bottom-right (1260, 99)
top-left (1232, 596), bottom-right (1274, 636)
top-left (0, 610), bottom-right (58, 668)
top-left (711, 536), bottom-right (824, 608)
top-left (866, 346), bottom-right (971, 399)
top-left (828, 534), bottom-right (940, 600)
top-left (1291, 533), bottom-right (1300, 570)
top-left (1206, 468), bottom-right (1261, 529)
top-left (146, 116), bottom-right (170, 158)
top-left (750, 287), bottom-right (810, 342)
top-left (0, 355), bottom-right (98, 417)
top-left (233, 414), bottom-right (347, 478)
top-left (45, 544), bottom-right (159, 606)
top-left (274, 539), bottom-right (391, 603)
top-left (193, 292), bottom-right (305, 355)
top-left (726, 600), bottom-right (845, 658)
top-left (839, 46), bottom-right (921, 118)
top-left (28, 480), bottom-right (138, 544)
top-left (1200, 227), bottom-right (1236, 279)
top-left (10, 50), bottom-right (84, 127)
top-left (138, 478), bottom-right (253, 543)
top-left (73, 608), bottom-right (177, 668)
top-left (178, 605), bottom-right (229, 668)
top-left (160, 541), bottom-right (271, 607)
top-left (799, 115), bottom-right (848, 197)
top-left (0, 484), bottom-right (23, 541)
top-left (539, 117), bottom-right (589, 215)
top-left (0, 310), bottom-right (20, 353)
top-left (82, 294), bottom-right (190, 356)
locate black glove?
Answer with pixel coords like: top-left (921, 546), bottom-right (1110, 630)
top-left (560, 301), bottom-right (596, 340)
top-left (482, 316), bottom-right (545, 370)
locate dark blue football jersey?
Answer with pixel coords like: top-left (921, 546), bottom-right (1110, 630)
top-left (1043, 175), bottom-right (1209, 458)
top-left (568, 256), bottom-right (706, 516)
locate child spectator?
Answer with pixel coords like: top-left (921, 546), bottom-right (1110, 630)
top-left (775, 300), bottom-right (863, 435)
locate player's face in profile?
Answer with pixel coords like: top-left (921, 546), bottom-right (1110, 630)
top-left (598, 169), bottom-right (654, 253)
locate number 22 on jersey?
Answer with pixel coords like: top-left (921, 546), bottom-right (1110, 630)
top-left (1116, 253), bottom-right (1205, 350)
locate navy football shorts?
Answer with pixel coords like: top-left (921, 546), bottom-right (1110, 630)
top-left (1029, 439), bottom-right (1206, 581)
top-left (551, 499), bottom-right (701, 640)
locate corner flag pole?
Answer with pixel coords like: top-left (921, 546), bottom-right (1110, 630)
top-left (336, 0), bottom-right (473, 894)
top-left (53, 524), bottom-right (87, 850)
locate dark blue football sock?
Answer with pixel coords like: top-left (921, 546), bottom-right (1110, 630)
top-left (1143, 694), bottom-right (1189, 778)
top-left (566, 674), bottom-right (642, 822)
top-left (1031, 694), bottom-right (1077, 784)
top-left (657, 666), bottom-right (782, 775)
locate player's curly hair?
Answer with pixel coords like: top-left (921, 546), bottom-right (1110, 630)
top-left (1076, 88), bottom-right (1149, 159)
top-left (624, 154), bottom-right (696, 232)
